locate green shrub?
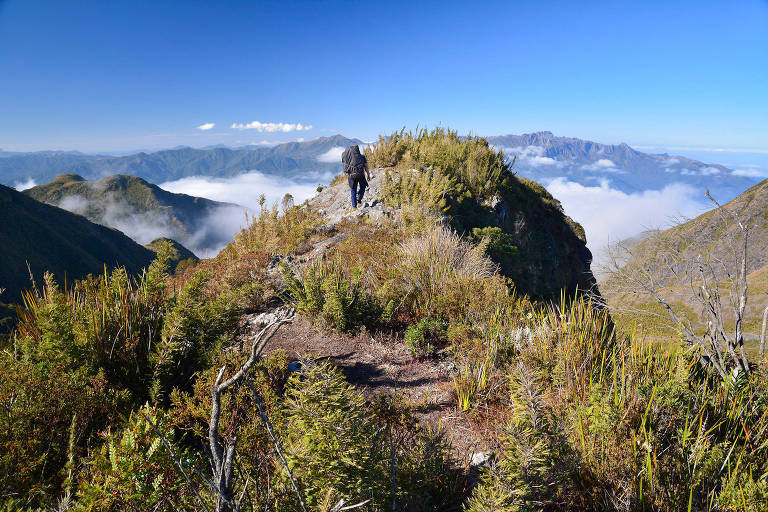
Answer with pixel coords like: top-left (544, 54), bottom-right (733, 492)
top-left (471, 226), bottom-right (519, 267)
top-left (366, 127), bottom-right (509, 202)
top-left (404, 316), bottom-right (446, 356)
top-left (150, 269), bottom-right (242, 403)
top-left (282, 258), bottom-right (381, 332)
top-left (76, 404), bottom-right (202, 510)
top-left (278, 362), bottom-right (389, 509)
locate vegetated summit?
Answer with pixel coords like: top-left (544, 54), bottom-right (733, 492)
top-left (25, 173), bottom-right (241, 256)
top-left (0, 182), bottom-right (156, 305)
top-left (304, 128), bottom-right (596, 300)
top-left (4, 128), bottom-right (768, 510)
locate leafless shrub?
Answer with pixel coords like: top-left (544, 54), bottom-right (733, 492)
top-left (598, 191), bottom-right (756, 378)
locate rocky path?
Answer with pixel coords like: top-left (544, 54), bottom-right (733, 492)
top-left (308, 168), bottom-right (397, 228)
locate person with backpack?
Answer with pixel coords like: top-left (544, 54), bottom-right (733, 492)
top-left (341, 144), bottom-right (371, 208)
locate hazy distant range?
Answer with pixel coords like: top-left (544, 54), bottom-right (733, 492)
top-left (2, 132), bottom-right (763, 261)
top-left (2, 132), bottom-right (760, 202)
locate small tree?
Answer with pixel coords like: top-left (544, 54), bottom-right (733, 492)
top-left (599, 191), bottom-right (758, 379)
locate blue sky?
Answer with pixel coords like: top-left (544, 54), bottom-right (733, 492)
top-left (1, 0), bottom-right (767, 153)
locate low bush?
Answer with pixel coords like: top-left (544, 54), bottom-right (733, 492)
top-left (404, 316), bottom-right (446, 356)
top-left (226, 196), bottom-right (324, 258)
top-left (281, 257), bottom-right (383, 332)
top-left (76, 404), bottom-right (202, 510)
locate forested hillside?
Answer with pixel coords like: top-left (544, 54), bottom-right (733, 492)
top-left (25, 173), bottom-right (240, 255)
top-left (0, 183), bottom-right (155, 304)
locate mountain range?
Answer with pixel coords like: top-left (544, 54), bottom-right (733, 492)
top-left (1, 135), bottom-right (362, 187)
top-left (2, 133), bottom-right (755, 205)
top-left (24, 173), bottom-right (243, 256)
top-left (486, 132), bottom-right (758, 201)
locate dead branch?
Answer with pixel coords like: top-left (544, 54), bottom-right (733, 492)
top-left (208, 308), bottom-right (294, 512)
top-left (600, 190), bottom-right (757, 378)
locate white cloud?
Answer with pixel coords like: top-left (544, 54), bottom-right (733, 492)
top-left (544, 178), bottom-right (709, 267)
top-left (665, 158), bottom-right (680, 166)
top-left (231, 121), bottom-right (313, 132)
top-left (732, 168), bottom-right (768, 178)
top-left (160, 170), bottom-right (334, 215)
top-left (634, 145), bottom-right (768, 155)
top-left (59, 195), bottom-right (88, 214)
top-left (197, 122), bottom-right (215, 131)
top-left (504, 145), bottom-right (566, 168)
top-left (595, 159), bottom-right (615, 168)
top-left (13, 178), bottom-right (37, 190)
top-left (580, 159), bottom-right (621, 172)
top-left (680, 166), bottom-right (720, 176)
top-left (317, 146), bottom-right (345, 163)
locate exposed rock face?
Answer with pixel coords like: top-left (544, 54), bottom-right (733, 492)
top-left (490, 181), bottom-right (596, 299)
top-left (307, 169), bottom-right (597, 301)
top-left (308, 171), bottom-right (396, 228)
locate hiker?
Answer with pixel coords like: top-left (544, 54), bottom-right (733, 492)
top-left (341, 144), bottom-right (371, 208)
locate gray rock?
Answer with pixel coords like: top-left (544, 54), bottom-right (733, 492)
top-left (249, 305), bottom-right (295, 329)
top-left (470, 451), bottom-right (491, 467)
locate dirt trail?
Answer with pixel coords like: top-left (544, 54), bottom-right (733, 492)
top-left (245, 313), bottom-right (496, 463)
top-left (242, 168), bottom-right (498, 463)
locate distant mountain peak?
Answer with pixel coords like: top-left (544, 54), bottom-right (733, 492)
top-left (485, 132), bottom-right (758, 201)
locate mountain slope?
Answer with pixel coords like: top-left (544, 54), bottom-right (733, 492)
top-left (25, 174), bottom-right (244, 255)
top-left (602, 177), bottom-right (768, 343)
top-left (0, 135), bottom-right (362, 186)
top-left (487, 131), bottom-right (757, 201)
top-left (0, 183), bottom-right (155, 304)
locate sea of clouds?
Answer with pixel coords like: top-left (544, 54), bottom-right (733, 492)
top-left (502, 144), bottom-right (715, 269)
top-left (543, 178), bottom-right (710, 270)
top-left (158, 169), bottom-right (337, 255)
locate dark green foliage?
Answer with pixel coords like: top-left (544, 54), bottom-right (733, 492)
top-left (281, 258), bottom-right (382, 332)
top-left (2, 246), bottom-right (242, 507)
top-left (404, 316), bottom-right (446, 356)
top-left (150, 269), bottom-right (241, 403)
top-left (75, 404), bottom-right (202, 511)
top-left (277, 363), bottom-right (463, 511)
top-left (0, 183), bottom-right (155, 306)
top-left (471, 226), bottom-right (519, 267)
top-left (279, 362), bottom-right (389, 508)
top-left (145, 237), bottom-right (199, 271)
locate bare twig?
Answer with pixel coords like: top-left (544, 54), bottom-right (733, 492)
top-left (208, 308), bottom-right (294, 512)
top-left (760, 305), bottom-right (768, 362)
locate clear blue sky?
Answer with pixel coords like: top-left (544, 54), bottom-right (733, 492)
top-left (1, 0), bottom-right (766, 153)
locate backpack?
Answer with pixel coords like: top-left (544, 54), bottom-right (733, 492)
top-left (341, 145), bottom-right (366, 175)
